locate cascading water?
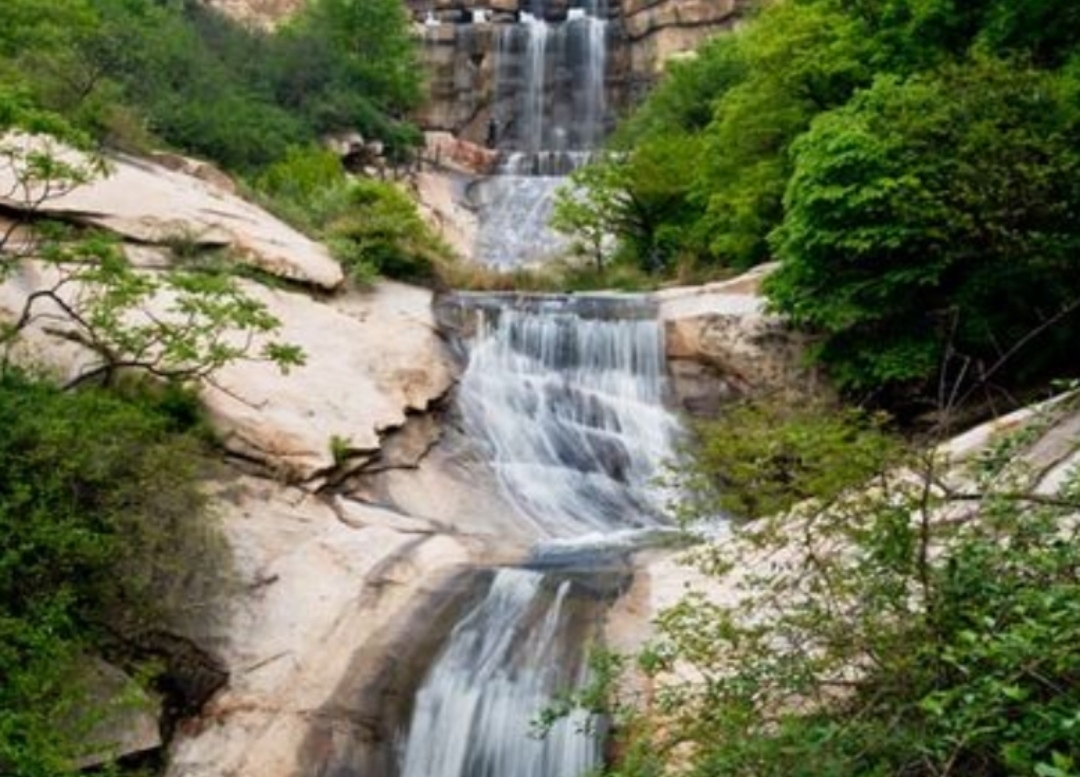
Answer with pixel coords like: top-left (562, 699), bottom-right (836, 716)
top-left (457, 297), bottom-right (678, 538)
top-left (397, 295), bottom-right (681, 777)
top-left (473, 1), bottom-right (611, 267)
top-left (399, 569), bottom-right (603, 777)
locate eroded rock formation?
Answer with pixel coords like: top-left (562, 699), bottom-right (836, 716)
top-left (0, 147), bottom-right (537, 774)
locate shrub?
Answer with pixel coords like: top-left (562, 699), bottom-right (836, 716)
top-left (0, 371), bottom-right (231, 773)
top-left (599, 401), bottom-right (1080, 777)
top-left (327, 179), bottom-right (453, 285)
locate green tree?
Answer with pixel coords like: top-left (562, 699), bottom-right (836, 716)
top-left (694, 0), bottom-right (877, 268)
top-left (0, 100), bottom-right (304, 386)
top-left (274, 0), bottom-right (424, 160)
top-left (0, 372), bottom-right (229, 774)
top-left (595, 400), bottom-right (1080, 777)
top-left (766, 58), bottom-right (1080, 401)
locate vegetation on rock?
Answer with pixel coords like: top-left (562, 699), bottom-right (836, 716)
top-left (0, 371), bottom-right (229, 775)
top-left (0, 0), bottom-right (423, 171)
top-left (583, 398), bottom-right (1080, 777)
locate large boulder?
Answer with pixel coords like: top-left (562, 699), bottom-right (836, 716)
top-left (607, 395), bottom-right (1080, 726)
top-left (657, 265), bottom-right (829, 415)
top-left (202, 280), bottom-right (457, 482)
top-left (0, 138), bottom-right (344, 291)
top-left (166, 475), bottom-right (478, 777)
top-left (0, 260), bottom-right (456, 483)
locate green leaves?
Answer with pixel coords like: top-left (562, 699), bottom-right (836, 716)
top-left (611, 404), bottom-right (1080, 777)
top-left (326, 178), bottom-right (453, 285)
top-left (766, 58), bottom-right (1080, 398)
top-left (0, 371), bottom-right (230, 774)
top-left (679, 399), bottom-right (898, 522)
top-left (0, 0), bottom-right (423, 173)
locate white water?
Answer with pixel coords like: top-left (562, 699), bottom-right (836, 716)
top-left (476, 2), bottom-right (611, 267)
top-left (522, 13), bottom-right (549, 155)
top-left (397, 297), bottom-right (681, 777)
top-left (458, 299), bottom-right (679, 538)
top-left (399, 569), bottom-right (600, 777)
top-left (472, 175), bottom-right (569, 269)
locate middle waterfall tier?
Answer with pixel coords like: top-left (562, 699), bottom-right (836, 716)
top-left (453, 294), bottom-right (681, 538)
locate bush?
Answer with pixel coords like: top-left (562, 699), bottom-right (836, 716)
top-left (601, 402), bottom-right (1080, 777)
top-left (766, 58), bottom-right (1080, 401)
top-left (0, 371), bottom-right (230, 773)
top-left (680, 399), bottom-right (898, 522)
top-left (327, 179), bottom-right (453, 285)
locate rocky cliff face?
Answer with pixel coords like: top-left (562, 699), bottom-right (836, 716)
top-left (203, 0), bottom-right (747, 147)
top-left (409, 0), bottom-right (746, 146)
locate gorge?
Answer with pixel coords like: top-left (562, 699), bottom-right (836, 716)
top-left (4, 1), bottom-right (1079, 774)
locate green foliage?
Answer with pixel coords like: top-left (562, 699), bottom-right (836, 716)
top-left (554, 136), bottom-right (706, 275)
top-left (327, 179), bottom-right (454, 285)
top-left (693, 0), bottom-right (878, 269)
top-left (0, 371), bottom-right (230, 774)
top-left (681, 399), bottom-right (898, 521)
top-left (571, 0), bottom-right (1080, 407)
top-left (552, 157), bottom-right (625, 272)
top-left (252, 148), bottom-right (456, 290)
top-left (765, 58), bottom-right (1080, 398)
top-left (600, 402), bottom-right (1080, 777)
top-left (277, 0), bottom-right (423, 159)
top-left (0, 0), bottom-right (423, 174)
top-left (329, 434), bottom-right (352, 466)
top-left (0, 124), bottom-right (304, 387)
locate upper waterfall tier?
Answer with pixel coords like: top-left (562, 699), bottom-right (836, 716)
top-left (412, 0), bottom-right (747, 151)
top-left (452, 294), bottom-right (681, 538)
top-left (492, 3), bottom-right (610, 157)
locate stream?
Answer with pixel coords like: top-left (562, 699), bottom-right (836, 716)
top-left (397, 2), bottom-right (677, 773)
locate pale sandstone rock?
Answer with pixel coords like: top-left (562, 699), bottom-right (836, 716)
top-left (203, 280), bottom-right (456, 481)
top-left (149, 151), bottom-right (238, 194)
top-left (0, 138), bottom-right (344, 290)
top-left (166, 475), bottom-right (478, 777)
top-left (0, 264), bottom-right (454, 482)
top-left (657, 265), bottom-right (828, 410)
top-left (70, 659), bottom-right (163, 769)
top-left (414, 167), bottom-right (480, 260)
top-left (624, 0), bottom-right (740, 40)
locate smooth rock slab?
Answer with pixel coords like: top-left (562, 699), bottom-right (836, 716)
top-left (167, 475), bottom-right (474, 777)
top-left (0, 137), bottom-right (343, 290)
top-left (203, 280), bottom-right (457, 481)
top-left (656, 265), bottom-right (829, 411)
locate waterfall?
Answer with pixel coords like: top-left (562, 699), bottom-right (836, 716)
top-left (580, 2), bottom-right (608, 150)
top-left (472, 176), bottom-right (569, 268)
top-left (398, 295), bottom-right (680, 777)
top-left (474, 1), bottom-right (612, 267)
top-left (457, 297), bottom-right (679, 538)
top-left (521, 12), bottom-right (549, 156)
top-left (399, 569), bottom-right (602, 777)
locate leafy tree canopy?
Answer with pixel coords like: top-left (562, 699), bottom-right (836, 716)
top-left (0, 0), bottom-right (424, 173)
top-left (562, 0), bottom-right (1080, 406)
top-left (767, 58), bottom-right (1080, 400)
